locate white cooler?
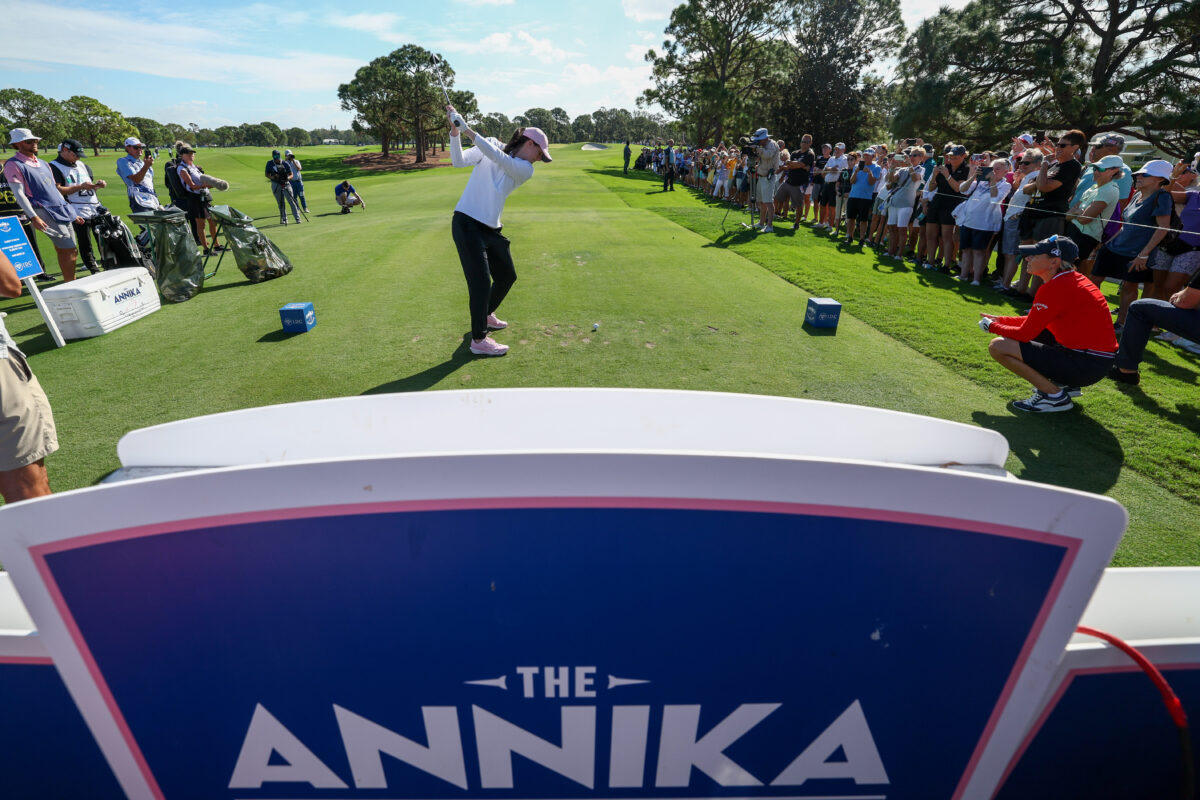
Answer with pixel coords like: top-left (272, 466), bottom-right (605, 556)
top-left (40, 268), bottom-right (159, 339)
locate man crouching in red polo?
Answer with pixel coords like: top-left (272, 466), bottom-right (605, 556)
top-left (979, 235), bottom-right (1119, 412)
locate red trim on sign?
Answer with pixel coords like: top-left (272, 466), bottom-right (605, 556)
top-left (993, 661), bottom-right (1200, 796)
top-left (29, 496), bottom-right (1084, 800)
top-left (0, 655), bottom-right (53, 665)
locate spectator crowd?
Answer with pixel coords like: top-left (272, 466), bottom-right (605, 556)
top-left (630, 131), bottom-right (1200, 403)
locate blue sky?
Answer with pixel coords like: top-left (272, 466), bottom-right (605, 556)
top-left (4, 0), bottom-right (963, 131)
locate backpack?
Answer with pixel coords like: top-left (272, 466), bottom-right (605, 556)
top-left (163, 158), bottom-right (187, 206)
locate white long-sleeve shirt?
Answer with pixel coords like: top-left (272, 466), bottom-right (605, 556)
top-left (450, 133), bottom-right (533, 229)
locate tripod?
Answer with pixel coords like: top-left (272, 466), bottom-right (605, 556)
top-left (722, 149), bottom-right (759, 232)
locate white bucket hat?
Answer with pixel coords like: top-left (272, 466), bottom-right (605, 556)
top-left (8, 128), bottom-right (39, 145)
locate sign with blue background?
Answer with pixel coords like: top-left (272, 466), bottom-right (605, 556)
top-left (0, 215), bottom-right (44, 279)
top-left (39, 504), bottom-right (1067, 800)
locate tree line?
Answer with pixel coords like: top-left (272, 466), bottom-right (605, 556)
top-left (0, 88), bottom-right (371, 153)
top-left (642, 0), bottom-right (1200, 156)
top-left (336, 43), bottom-right (681, 163)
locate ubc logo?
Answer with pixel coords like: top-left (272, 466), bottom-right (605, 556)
top-left (112, 287), bottom-right (142, 304)
top-left (229, 665), bottom-right (889, 792)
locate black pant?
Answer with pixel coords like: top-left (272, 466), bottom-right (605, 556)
top-left (72, 219), bottom-right (98, 268)
top-left (452, 212), bottom-right (517, 341)
top-left (662, 164), bottom-right (675, 191)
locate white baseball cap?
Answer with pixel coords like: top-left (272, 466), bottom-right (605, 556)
top-left (834, 142), bottom-right (845, 150)
top-left (124, 136), bottom-right (144, 147)
top-left (864, 147), bottom-right (876, 156)
top-left (1132, 159), bottom-right (1172, 180)
top-left (8, 128), bottom-right (39, 145)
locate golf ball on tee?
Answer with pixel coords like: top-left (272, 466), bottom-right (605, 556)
top-left (593, 323), bottom-right (599, 330)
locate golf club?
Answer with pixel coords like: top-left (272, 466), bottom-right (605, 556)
top-left (429, 54), bottom-right (463, 129)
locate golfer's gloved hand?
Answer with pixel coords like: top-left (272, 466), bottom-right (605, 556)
top-left (451, 113), bottom-right (465, 129)
top-left (978, 317), bottom-right (992, 332)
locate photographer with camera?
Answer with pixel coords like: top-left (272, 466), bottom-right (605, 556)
top-left (176, 143), bottom-right (225, 255)
top-left (741, 128), bottom-right (780, 233)
top-left (265, 149), bottom-right (302, 226)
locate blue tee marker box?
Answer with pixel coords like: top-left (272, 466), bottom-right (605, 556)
top-left (805, 297), bottom-right (841, 329)
top-left (279, 302), bottom-right (316, 333)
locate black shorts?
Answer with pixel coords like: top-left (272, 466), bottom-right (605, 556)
top-left (1092, 245), bottom-right (1154, 283)
top-left (925, 201), bottom-right (961, 227)
top-left (1018, 212), bottom-right (1065, 241)
top-left (183, 192), bottom-right (208, 221)
top-left (1019, 332), bottom-right (1114, 387)
top-left (819, 182), bottom-right (837, 206)
top-left (1065, 227), bottom-right (1100, 261)
top-left (846, 197), bottom-right (873, 222)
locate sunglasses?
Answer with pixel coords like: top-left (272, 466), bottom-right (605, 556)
top-left (1020, 160), bottom-right (1036, 164)
top-left (1054, 142), bottom-right (1071, 148)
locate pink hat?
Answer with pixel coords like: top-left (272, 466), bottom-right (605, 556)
top-left (521, 127), bottom-right (552, 162)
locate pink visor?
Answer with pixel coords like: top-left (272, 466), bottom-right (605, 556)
top-left (522, 127), bottom-right (552, 162)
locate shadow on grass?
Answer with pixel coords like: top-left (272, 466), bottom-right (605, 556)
top-left (362, 336), bottom-right (474, 394)
top-left (802, 324), bottom-right (837, 336)
top-left (971, 407), bottom-right (1124, 495)
top-left (257, 329), bottom-right (306, 343)
top-left (1110, 381), bottom-right (1200, 430)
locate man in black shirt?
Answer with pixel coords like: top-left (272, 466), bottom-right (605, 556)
top-left (779, 134), bottom-right (816, 228)
top-left (1016, 129), bottom-right (1086, 293)
top-left (265, 150), bottom-right (301, 225)
top-left (1019, 129), bottom-right (1085, 243)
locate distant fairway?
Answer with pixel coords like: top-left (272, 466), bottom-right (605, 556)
top-left (1, 142), bottom-right (1196, 564)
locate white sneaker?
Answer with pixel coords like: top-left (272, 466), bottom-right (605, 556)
top-left (469, 336), bottom-right (509, 357)
top-left (486, 313), bottom-right (508, 330)
top-left (971, 280), bottom-right (981, 286)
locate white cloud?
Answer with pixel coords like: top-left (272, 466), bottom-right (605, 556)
top-left (434, 30), bottom-right (573, 63)
top-left (626, 44), bottom-right (652, 62)
top-left (325, 12), bottom-right (409, 44)
top-left (516, 31), bottom-right (570, 63)
top-left (900, 0), bottom-right (972, 23)
top-left (621, 0), bottom-right (677, 23)
top-left (454, 0), bottom-right (515, 5)
top-left (9, 4), bottom-right (363, 91)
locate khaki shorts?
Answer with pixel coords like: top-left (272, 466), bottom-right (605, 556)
top-left (755, 174), bottom-right (777, 203)
top-left (0, 348), bottom-right (59, 471)
top-left (35, 208), bottom-right (77, 250)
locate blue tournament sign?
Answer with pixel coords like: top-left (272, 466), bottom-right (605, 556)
top-left (0, 213), bottom-right (65, 347)
top-left (0, 392), bottom-right (1126, 800)
top-left (0, 214), bottom-right (44, 278)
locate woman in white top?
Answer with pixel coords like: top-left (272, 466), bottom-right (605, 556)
top-left (956, 159), bottom-right (1011, 284)
top-left (446, 104), bottom-right (551, 357)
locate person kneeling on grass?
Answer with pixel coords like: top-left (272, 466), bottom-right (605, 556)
top-left (978, 235), bottom-right (1118, 412)
top-left (335, 181), bottom-right (362, 213)
top-left (1109, 270), bottom-right (1200, 386)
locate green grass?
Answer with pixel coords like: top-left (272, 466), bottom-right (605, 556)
top-left (2, 143), bottom-right (1197, 565)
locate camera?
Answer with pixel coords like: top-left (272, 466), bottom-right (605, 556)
top-left (977, 166), bottom-right (993, 180)
top-left (1034, 130), bottom-right (1046, 144)
top-left (738, 136), bottom-right (755, 157)
top-left (905, 138), bottom-right (917, 146)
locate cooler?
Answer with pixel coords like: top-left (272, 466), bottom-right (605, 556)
top-left (40, 268), bottom-right (160, 340)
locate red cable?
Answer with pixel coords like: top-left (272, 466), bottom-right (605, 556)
top-left (1075, 625), bottom-right (1188, 728)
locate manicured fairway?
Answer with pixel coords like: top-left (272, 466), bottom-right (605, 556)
top-left (1, 143), bottom-right (1196, 564)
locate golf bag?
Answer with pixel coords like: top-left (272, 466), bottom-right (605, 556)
top-left (208, 204), bottom-right (293, 283)
top-left (129, 208), bottom-right (206, 303)
top-left (88, 207), bottom-right (156, 278)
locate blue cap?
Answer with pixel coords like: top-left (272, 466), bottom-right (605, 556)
top-left (1019, 235), bottom-right (1079, 263)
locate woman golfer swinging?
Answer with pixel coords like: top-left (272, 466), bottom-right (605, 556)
top-left (446, 104), bottom-right (551, 356)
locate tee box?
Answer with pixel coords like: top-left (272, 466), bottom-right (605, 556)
top-left (279, 302), bottom-right (316, 333)
top-left (805, 297), bottom-right (841, 329)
